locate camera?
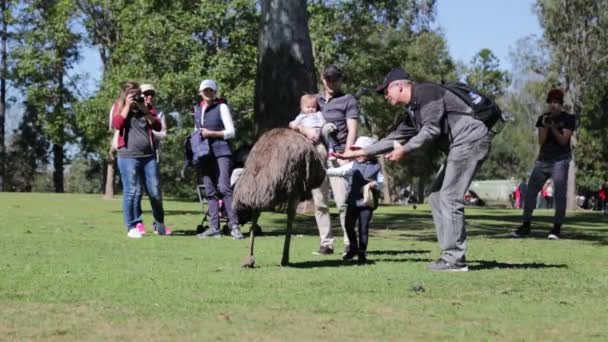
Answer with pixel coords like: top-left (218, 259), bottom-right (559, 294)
top-left (542, 115), bottom-right (554, 127)
top-left (133, 94), bottom-right (145, 103)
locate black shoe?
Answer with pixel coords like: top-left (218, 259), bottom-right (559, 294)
top-left (427, 258), bottom-right (468, 272)
top-left (357, 252), bottom-right (367, 263)
top-left (313, 245), bottom-right (334, 256)
top-left (510, 225), bottom-right (530, 238)
top-left (342, 249), bottom-right (358, 261)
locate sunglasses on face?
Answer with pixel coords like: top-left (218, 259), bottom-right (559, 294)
top-left (143, 91), bottom-right (155, 97)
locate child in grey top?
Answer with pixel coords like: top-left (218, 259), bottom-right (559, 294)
top-left (290, 94), bottom-right (338, 159)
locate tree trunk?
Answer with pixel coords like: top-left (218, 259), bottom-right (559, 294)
top-left (378, 157), bottom-right (393, 204)
top-left (255, 0), bottom-right (317, 133)
top-left (103, 152), bottom-right (115, 199)
top-left (52, 142), bottom-right (64, 192)
top-left (0, 0), bottom-right (7, 192)
top-left (53, 71), bottom-right (65, 193)
top-left (567, 133), bottom-right (577, 210)
top-left (417, 177), bottom-right (426, 204)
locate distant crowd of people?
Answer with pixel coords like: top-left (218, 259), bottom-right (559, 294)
top-left (109, 63), bottom-right (579, 272)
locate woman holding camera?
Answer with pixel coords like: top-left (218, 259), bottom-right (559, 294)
top-left (111, 81), bottom-right (169, 238)
top-left (194, 79), bottom-right (244, 240)
top-left (511, 88), bottom-right (576, 240)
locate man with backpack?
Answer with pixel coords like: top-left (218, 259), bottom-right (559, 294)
top-left (336, 68), bottom-right (498, 272)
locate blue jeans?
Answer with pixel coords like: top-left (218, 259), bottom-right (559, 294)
top-left (523, 159), bottom-right (570, 225)
top-left (117, 156), bottom-right (165, 233)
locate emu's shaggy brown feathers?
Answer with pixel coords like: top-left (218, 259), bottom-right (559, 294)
top-left (233, 128), bottom-right (326, 211)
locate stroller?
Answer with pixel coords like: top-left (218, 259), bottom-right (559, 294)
top-left (193, 146), bottom-right (262, 236)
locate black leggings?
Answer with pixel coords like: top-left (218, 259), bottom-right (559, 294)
top-left (345, 205), bottom-right (373, 252)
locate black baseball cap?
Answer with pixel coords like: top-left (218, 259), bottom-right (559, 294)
top-left (375, 68), bottom-right (411, 94)
top-left (322, 64), bottom-right (343, 79)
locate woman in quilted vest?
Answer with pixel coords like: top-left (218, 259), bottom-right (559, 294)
top-left (194, 79), bottom-right (244, 240)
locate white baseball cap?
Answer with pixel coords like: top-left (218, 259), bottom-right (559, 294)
top-left (199, 79), bottom-right (218, 92)
top-left (351, 136), bottom-right (377, 150)
top-left (140, 84), bottom-right (155, 93)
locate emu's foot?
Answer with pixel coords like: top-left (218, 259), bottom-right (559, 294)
top-left (280, 258), bottom-right (289, 267)
top-left (242, 255), bottom-right (255, 268)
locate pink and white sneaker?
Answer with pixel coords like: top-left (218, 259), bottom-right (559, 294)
top-left (135, 222), bottom-right (147, 235)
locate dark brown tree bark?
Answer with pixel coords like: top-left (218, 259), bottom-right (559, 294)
top-left (255, 0), bottom-right (317, 133)
top-left (0, 0), bottom-right (7, 191)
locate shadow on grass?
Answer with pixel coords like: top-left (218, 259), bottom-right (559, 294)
top-left (469, 260), bottom-right (568, 271)
top-left (367, 249), bottom-right (431, 255)
top-left (371, 209), bottom-right (608, 245)
top-left (289, 259), bottom-right (376, 268)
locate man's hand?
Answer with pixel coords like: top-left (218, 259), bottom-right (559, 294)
top-left (334, 148), bottom-right (364, 160)
top-left (201, 128), bottom-right (211, 138)
top-left (385, 141), bottom-right (407, 162)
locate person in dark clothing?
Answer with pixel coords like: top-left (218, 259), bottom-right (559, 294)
top-left (326, 136), bottom-right (384, 262)
top-left (511, 88), bottom-right (576, 240)
top-left (195, 79), bottom-right (244, 240)
top-left (336, 68), bottom-right (491, 272)
top-left (111, 81), bottom-right (168, 238)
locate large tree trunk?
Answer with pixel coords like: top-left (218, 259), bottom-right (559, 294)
top-left (0, 0), bottom-right (7, 192)
top-left (103, 150), bottom-right (115, 199)
top-left (52, 142), bottom-right (64, 192)
top-left (53, 73), bottom-right (65, 193)
top-left (255, 0), bottom-right (317, 133)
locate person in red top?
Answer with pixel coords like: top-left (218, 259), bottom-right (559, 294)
top-left (111, 81), bottom-right (169, 239)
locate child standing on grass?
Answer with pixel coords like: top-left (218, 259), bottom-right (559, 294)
top-left (326, 136), bottom-right (384, 262)
top-left (289, 94), bottom-right (339, 159)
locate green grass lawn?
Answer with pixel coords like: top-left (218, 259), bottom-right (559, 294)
top-left (1, 193), bottom-right (607, 341)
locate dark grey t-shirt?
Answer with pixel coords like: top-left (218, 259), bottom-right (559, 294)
top-left (535, 112), bottom-right (576, 162)
top-left (317, 92), bottom-right (359, 152)
top-left (117, 112), bottom-right (154, 158)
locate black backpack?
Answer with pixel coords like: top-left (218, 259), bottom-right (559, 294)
top-left (441, 82), bottom-right (505, 134)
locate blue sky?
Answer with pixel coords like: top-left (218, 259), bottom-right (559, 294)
top-left (436, 0), bottom-right (542, 70)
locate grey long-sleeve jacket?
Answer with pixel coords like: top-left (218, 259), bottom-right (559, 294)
top-left (363, 82), bottom-right (488, 156)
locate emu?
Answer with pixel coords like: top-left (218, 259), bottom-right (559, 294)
top-left (233, 128), bottom-right (326, 267)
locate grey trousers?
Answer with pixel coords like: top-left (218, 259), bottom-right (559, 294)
top-left (523, 159), bottom-right (570, 225)
top-left (429, 136), bottom-right (491, 263)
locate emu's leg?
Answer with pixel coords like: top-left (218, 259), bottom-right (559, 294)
top-left (281, 200), bottom-right (297, 266)
top-left (251, 210), bottom-right (262, 235)
top-left (242, 222), bottom-right (256, 268)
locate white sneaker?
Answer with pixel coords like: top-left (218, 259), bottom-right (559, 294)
top-left (127, 228), bottom-right (143, 239)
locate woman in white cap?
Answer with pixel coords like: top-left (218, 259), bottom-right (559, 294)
top-left (194, 79), bottom-right (244, 239)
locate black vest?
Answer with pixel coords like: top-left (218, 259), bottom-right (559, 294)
top-left (194, 102), bottom-right (232, 158)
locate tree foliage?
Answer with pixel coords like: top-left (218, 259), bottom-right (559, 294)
top-left (536, 0), bottom-right (608, 197)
